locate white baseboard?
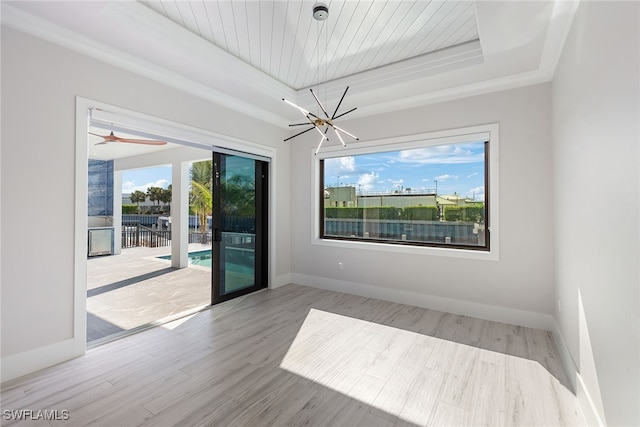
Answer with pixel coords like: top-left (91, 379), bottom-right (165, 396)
top-left (290, 273), bottom-right (555, 331)
top-left (551, 320), bottom-right (578, 392)
top-left (1, 339), bottom-right (84, 383)
top-left (271, 273), bottom-right (292, 289)
top-left (576, 373), bottom-right (606, 427)
top-left (551, 321), bottom-right (605, 426)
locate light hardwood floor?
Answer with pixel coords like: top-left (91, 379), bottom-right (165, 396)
top-left (1, 284), bottom-right (585, 426)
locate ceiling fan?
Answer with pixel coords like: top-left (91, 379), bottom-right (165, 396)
top-left (89, 131), bottom-right (167, 146)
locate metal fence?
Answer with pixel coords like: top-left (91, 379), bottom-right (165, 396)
top-left (189, 232), bottom-right (212, 245)
top-left (122, 214), bottom-right (212, 230)
top-left (324, 219), bottom-right (481, 245)
top-left (122, 224), bottom-right (171, 248)
top-left (122, 227), bottom-right (214, 248)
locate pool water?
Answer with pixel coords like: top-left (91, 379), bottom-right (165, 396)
top-left (159, 250), bottom-right (253, 275)
top-left (187, 250), bottom-right (213, 267)
top-left (159, 249), bottom-right (212, 267)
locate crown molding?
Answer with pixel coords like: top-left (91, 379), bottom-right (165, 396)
top-left (99, 2), bottom-right (293, 103)
top-left (356, 69), bottom-right (551, 119)
top-left (1, 3), bottom-right (292, 127)
top-left (295, 40), bottom-right (484, 109)
top-left (2, 1), bottom-right (579, 129)
top-left (539, 0), bottom-right (580, 80)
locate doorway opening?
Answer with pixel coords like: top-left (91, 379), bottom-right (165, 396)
top-left (84, 112), bottom-right (270, 345)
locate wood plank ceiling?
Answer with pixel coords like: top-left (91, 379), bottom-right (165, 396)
top-left (140, 0), bottom-right (479, 90)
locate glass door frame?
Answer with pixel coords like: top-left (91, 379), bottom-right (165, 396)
top-left (212, 152), bottom-right (268, 304)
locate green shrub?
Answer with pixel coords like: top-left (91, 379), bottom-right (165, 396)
top-left (363, 207), bottom-right (402, 220)
top-left (122, 204), bottom-right (138, 214)
top-left (325, 204), bottom-right (484, 223)
top-left (444, 207), bottom-right (462, 221)
top-left (401, 206), bottom-right (439, 221)
top-left (325, 207), bottom-right (363, 219)
top-left (462, 204), bottom-right (485, 222)
top-left (325, 207), bottom-right (402, 220)
top-left (444, 204), bottom-right (485, 222)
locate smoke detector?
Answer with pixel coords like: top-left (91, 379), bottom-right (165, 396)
top-left (313, 3), bottom-right (329, 21)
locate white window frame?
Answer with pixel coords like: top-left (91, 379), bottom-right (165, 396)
top-left (312, 123), bottom-right (500, 261)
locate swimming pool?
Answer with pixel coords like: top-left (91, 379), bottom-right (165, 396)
top-left (158, 250), bottom-right (213, 267)
top-left (159, 250), bottom-right (253, 275)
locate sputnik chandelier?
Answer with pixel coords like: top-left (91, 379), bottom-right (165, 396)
top-left (282, 3), bottom-right (359, 154)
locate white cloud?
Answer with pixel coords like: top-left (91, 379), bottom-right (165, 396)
top-left (357, 172), bottom-right (379, 191)
top-left (467, 186), bottom-right (485, 201)
top-left (325, 156), bottom-right (356, 174)
top-left (122, 179), bottom-right (169, 194)
top-left (339, 156), bottom-right (356, 172)
top-left (434, 174), bottom-right (457, 181)
top-left (122, 181), bottom-right (136, 193)
top-left (395, 143), bottom-right (484, 165)
top-left (467, 172), bottom-right (479, 178)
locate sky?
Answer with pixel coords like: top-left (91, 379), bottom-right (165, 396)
top-left (122, 165), bottom-right (172, 194)
top-left (323, 141), bottom-right (486, 200)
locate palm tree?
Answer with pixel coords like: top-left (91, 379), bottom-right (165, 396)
top-left (129, 190), bottom-right (147, 213)
top-left (190, 161), bottom-right (213, 237)
top-left (191, 180), bottom-right (212, 235)
top-left (190, 160), bottom-right (212, 190)
top-left (161, 185), bottom-right (172, 214)
top-left (221, 174), bottom-right (255, 217)
top-left (147, 186), bottom-right (164, 213)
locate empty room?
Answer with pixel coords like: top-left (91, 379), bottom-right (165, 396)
top-left (1, 1), bottom-right (638, 426)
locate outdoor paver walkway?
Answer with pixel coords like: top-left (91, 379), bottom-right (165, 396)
top-left (87, 244), bottom-right (211, 342)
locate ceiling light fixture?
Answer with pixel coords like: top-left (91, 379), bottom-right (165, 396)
top-left (282, 3), bottom-right (359, 155)
top-left (312, 3), bottom-right (329, 21)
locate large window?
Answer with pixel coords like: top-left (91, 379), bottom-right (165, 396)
top-left (317, 126), bottom-right (497, 254)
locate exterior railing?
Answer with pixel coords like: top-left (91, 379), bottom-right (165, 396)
top-left (324, 218), bottom-right (480, 245)
top-left (122, 214), bottom-right (212, 229)
top-left (119, 214), bottom-right (260, 253)
top-left (121, 225), bottom-right (214, 248)
top-left (122, 224), bottom-right (171, 248)
top-left (189, 232), bottom-right (212, 245)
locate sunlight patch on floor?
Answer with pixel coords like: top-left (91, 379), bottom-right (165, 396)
top-left (161, 313), bottom-right (198, 330)
top-left (279, 308), bottom-right (583, 425)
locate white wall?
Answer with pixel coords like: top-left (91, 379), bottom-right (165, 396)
top-left (551, 2), bottom-right (640, 425)
top-left (0, 27), bottom-right (291, 376)
top-left (291, 83), bottom-right (556, 327)
top-left (5, 11), bottom-right (638, 424)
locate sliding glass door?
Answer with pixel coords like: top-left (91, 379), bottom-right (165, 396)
top-left (212, 153), bottom-right (268, 303)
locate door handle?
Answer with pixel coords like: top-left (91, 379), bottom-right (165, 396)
top-left (214, 228), bottom-right (222, 242)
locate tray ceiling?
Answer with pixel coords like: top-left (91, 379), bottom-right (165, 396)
top-left (140, 0), bottom-right (480, 90)
top-left (2, 1), bottom-right (578, 127)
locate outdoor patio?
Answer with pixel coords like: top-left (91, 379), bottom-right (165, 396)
top-left (86, 244), bottom-right (211, 343)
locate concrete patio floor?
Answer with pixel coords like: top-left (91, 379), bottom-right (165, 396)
top-left (86, 244), bottom-right (211, 343)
